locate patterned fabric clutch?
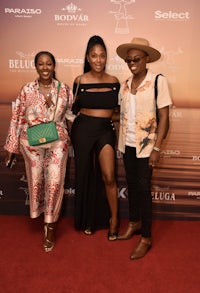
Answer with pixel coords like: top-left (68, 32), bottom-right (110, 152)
top-left (27, 121), bottom-right (58, 146)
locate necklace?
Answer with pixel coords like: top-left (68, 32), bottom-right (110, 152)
top-left (39, 80), bottom-right (52, 88)
top-left (131, 74), bottom-right (146, 93)
top-left (39, 83), bottom-right (51, 88)
top-left (39, 86), bottom-right (53, 107)
top-left (132, 81), bottom-right (138, 90)
top-left (131, 81), bottom-right (138, 94)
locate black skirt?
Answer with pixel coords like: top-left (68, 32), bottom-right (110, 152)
top-left (71, 113), bottom-right (116, 231)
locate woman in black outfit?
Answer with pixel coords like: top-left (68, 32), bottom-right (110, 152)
top-left (71, 35), bottom-right (120, 240)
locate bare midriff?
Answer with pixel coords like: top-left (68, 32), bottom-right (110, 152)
top-left (80, 108), bottom-right (113, 118)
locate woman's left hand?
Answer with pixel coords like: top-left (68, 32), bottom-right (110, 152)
top-left (149, 150), bottom-right (160, 168)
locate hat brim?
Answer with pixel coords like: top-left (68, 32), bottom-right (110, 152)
top-left (116, 43), bottom-right (161, 63)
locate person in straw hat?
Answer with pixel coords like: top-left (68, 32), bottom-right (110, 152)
top-left (116, 37), bottom-right (172, 260)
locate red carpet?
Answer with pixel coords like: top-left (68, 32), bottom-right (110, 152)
top-left (0, 216), bottom-right (199, 293)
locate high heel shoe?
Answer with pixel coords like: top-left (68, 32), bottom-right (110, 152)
top-left (43, 223), bottom-right (56, 252)
top-left (108, 219), bottom-right (118, 241)
top-left (84, 227), bottom-right (93, 235)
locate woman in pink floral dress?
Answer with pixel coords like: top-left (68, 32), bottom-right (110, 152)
top-left (4, 51), bottom-right (73, 252)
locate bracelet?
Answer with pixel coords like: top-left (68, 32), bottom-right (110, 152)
top-left (153, 146), bottom-right (161, 152)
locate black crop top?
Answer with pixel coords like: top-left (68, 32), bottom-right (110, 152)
top-left (73, 82), bottom-right (120, 109)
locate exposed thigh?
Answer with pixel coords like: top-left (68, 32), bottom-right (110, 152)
top-left (98, 144), bottom-right (115, 180)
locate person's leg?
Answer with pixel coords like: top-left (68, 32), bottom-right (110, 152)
top-left (43, 140), bottom-right (68, 252)
top-left (123, 146), bottom-right (141, 221)
top-left (98, 144), bottom-right (118, 240)
top-left (118, 146), bottom-right (142, 240)
top-left (44, 141), bottom-right (68, 223)
top-left (20, 140), bottom-right (53, 251)
top-left (71, 115), bottom-right (96, 232)
top-left (20, 139), bottom-right (45, 218)
top-left (137, 157), bottom-right (152, 238)
top-left (130, 157), bottom-right (152, 260)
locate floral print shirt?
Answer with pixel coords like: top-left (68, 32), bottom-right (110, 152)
top-left (118, 70), bottom-right (172, 158)
top-left (4, 78), bottom-right (73, 153)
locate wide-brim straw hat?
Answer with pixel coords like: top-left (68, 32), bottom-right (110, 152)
top-left (116, 37), bottom-right (161, 63)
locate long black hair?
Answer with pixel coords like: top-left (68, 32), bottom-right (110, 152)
top-left (83, 35), bottom-right (107, 73)
top-left (34, 51), bottom-right (56, 79)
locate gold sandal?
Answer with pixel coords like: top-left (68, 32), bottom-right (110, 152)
top-left (43, 223), bottom-right (56, 252)
top-left (107, 218), bottom-right (118, 241)
top-left (84, 228), bottom-right (93, 235)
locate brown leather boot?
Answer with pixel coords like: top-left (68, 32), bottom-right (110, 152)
top-left (130, 237), bottom-right (152, 260)
top-left (117, 221), bottom-right (142, 240)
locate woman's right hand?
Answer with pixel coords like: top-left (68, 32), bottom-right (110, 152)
top-left (5, 151), bottom-right (16, 168)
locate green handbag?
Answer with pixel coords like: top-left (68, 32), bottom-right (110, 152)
top-left (27, 82), bottom-right (60, 146)
top-left (27, 121), bottom-right (59, 146)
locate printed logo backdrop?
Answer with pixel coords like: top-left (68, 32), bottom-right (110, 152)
top-left (0, 0), bottom-right (200, 219)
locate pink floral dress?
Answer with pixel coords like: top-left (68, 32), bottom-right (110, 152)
top-left (4, 78), bottom-right (73, 222)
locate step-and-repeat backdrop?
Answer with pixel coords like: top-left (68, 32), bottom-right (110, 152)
top-left (0, 0), bottom-right (200, 220)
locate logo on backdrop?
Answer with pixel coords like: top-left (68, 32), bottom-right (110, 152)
top-left (161, 149), bottom-right (181, 158)
top-left (56, 57), bottom-right (83, 68)
top-left (170, 109), bottom-right (183, 121)
top-left (188, 191), bottom-right (200, 200)
top-left (108, 55), bottom-right (128, 72)
top-left (154, 10), bottom-right (190, 21)
top-left (157, 47), bottom-right (183, 81)
top-left (8, 51), bottom-right (35, 72)
top-left (110, 0), bottom-right (135, 34)
top-left (64, 188), bottom-right (75, 197)
top-left (0, 190), bottom-right (3, 199)
top-left (192, 155), bottom-right (200, 165)
top-left (54, 2), bottom-right (89, 26)
top-left (152, 185), bottom-right (176, 201)
top-left (117, 186), bottom-right (176, 201)
top-left (4, 8), bottom-right (41, 18)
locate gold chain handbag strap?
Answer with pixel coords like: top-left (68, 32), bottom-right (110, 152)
top-left (52, 81), bottom-right (61, 121)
